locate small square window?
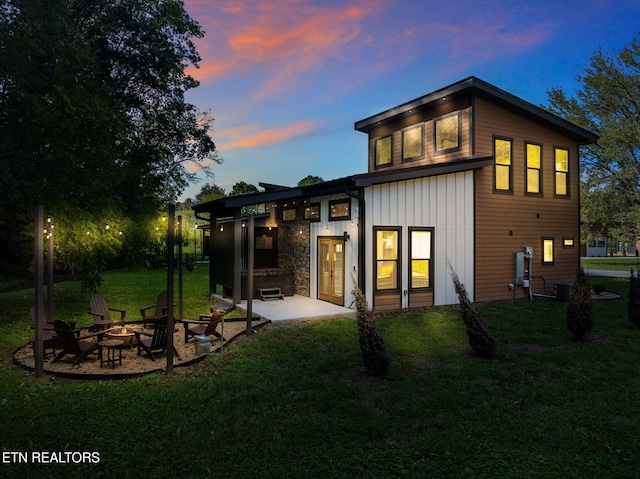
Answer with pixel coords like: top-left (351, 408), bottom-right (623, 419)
top-left (374, 136), bottom-right (392, 167)
top-left (563, 237), bottom-right (575, 248)
top-left (434, 113), bottom-right (460, 153)
top-left (304, 204), bottom-right (320, 222)
top-left (329, 200), bottom-right (350, 221)
top-left (282, 208), bottom-right (296, 222)
top-left (402, 124), bottom-right (423, 161)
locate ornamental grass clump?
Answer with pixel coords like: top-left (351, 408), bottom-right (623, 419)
top-left (629, 269), bottom-right (640, 327)
top-left (448, 262), bottom-right (496, 358)
top-left (566, 269), bottom-right (593, 342)
top-left (353, 286), bottom-right (390, 376)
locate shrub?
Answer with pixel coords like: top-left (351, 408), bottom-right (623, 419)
top-left (629, 269), bottom-right (640, 327)
top-left (353, 286), bottom-right (390, 376)
top-left (592, 283), bottom-right (605, 295)
top-left (567, 269), bottom-right (593, 341)
top-left (448, 262), bottom-right (496, 358)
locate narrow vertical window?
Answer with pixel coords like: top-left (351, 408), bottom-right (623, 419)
top-left (402, 124), bottom-right (423, 161)
top-left (434, 112), bottom-right (460, 153)
top-left (555, 147), bottom-right (569, 196)
top-left (542, 237), bottom-right (554, 265)
top-left (494, 137), bottom-right (512, 192)
top-left (410, 228), bottom-right (433, 289)
top-left (375, 228), bottom-right (400, 291)
top-left (375, 136), bottom-right (392, 167)
top-left (526, 142), bottom-right (542, 195)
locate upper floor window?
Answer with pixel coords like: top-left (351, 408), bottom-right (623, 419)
top-left (494, 137), bottom-right (513, 193)
top-left (434, 112), bottom-right (460, 154)
top-left (374, 135), bottom-right (392, 168)
top-left (555, 147), bottom-right (569, 196)
top-left (402, 124), bottom-right (423, 162)
top-left (526, 142), bottom-right (542, 195)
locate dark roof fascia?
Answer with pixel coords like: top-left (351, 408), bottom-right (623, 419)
top-left (193, 177), bottom-right (357, 214)
top-left (353, 157), bottom-right (493, 187)
top-left (354, 76), bottom-right (598, 145)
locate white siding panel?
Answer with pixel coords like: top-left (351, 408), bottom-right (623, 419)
top-left (365, 171), bottom-right (475, 308)
top-left (309, 195), bottom-right (359, 307)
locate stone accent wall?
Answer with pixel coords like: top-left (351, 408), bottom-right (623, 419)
top-left (277, 221), bottom-right (310, 296)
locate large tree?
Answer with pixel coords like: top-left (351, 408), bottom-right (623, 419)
top-left (547, 34), bottom-right (640, 248)
top-left (0, 0), bottom-right (218, 279)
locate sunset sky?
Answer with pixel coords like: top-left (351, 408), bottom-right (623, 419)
top-left (179, 0), bottom-right (640, 201)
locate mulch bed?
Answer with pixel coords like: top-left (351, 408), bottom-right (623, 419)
top-left (13, 318), bottom-right (270, 380)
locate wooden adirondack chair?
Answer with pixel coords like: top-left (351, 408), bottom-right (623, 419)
top-left (134, 316), bottom-right (181, 361)
top-left (139, 291), bottom-right (168, 329)
top-left (29, 307), bottom-right (58, 357)
top-left (181, 312), bottom-right (224, 344)
top-left (51, 320), bottom-right (101, 367)
top-left (89, 295), bottom-right (126, 330)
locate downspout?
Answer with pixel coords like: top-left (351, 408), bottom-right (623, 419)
top-left (344, 184), bottom-right (365, 300)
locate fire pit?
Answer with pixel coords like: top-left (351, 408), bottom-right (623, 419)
top-left (105, 326), bottom-right (140, 347)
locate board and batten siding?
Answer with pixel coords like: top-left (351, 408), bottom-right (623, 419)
top-left (473, 98), bottom-right (581, 302)
top-left (364, 171), bottom-right (475, 310)
top-left (309, 195), bottom-right (359, 307)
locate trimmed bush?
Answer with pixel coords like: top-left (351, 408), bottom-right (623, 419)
top-left (592, 283), bottom-right (605, 295)
top-left (353, 287), bottom-right (390, 376)
top-left (567, 269), bottom-right (593, 341)
top-left (449, 263), bottom-right (496, 358)
top-left (629, 269), bottom-right (640, 327)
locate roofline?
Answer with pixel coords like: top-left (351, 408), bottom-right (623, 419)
top-left (193, 177), bottom-right (356, 213)
top-left (354, 76), bottom-right (598, 144)
top-left (353, 157), bottom-right (493, 187)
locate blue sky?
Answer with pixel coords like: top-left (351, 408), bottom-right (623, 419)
top-left (179, 0), bottom-right (640, 201)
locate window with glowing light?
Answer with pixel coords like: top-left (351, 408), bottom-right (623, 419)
top-left (329, 200), bottom-right (350, 221)
top-left (374, 227), bottom-right (401, 291)
top-left (494, 137), bottom-right (513, 192)
top-left (402, 124), bottom-right (423, 161)
top-left (304, 203), bottom-right (320, 222)
top-left (374, 135), bottom-right (392, 167)
top-left (526, 142), bottom-right (542, 195)
top-left (434, 112), bottom-right (460, 154)
top-left (555, 147), bottom-right (569, 196)
top-left (542, 237), bottom-right (554, 265)
top-left (410, 228), bottom-right (433, 289)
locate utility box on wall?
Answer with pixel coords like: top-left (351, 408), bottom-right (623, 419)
top-left (513, 252), bottom-right (524, 285)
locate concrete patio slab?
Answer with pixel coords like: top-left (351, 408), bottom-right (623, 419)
top-left (219, 295), bottom-right (357, 322)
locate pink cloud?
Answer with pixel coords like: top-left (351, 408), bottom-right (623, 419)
top-left (217, 120), bottom-right (324, 149)
top-left (184, 0), bottom-right (386, 95)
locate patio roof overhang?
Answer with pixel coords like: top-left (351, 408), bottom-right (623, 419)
top-left (193, 176), bottom-right (358, 221)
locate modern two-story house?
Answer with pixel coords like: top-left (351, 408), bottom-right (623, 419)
top-left (194, 77), bottom-right (597, 311)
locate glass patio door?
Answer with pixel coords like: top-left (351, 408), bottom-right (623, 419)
top-left (318, 238), bottom-right (344, 305)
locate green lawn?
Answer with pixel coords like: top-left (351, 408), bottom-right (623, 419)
top-left (581, 256), bottom-right (640, 272)
top-left (0, 269), bottom-right (638, 478)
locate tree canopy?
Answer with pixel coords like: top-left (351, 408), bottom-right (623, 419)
top-left (546, 34), bottom-right (640, 247)
top-left (297, 175), bottom-right (324, 186)
top-left (0, 0), bottom-right (219, 279)
top-left (229, 181), bottom-right (259, 196)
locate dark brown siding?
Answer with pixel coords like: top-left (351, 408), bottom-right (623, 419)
top-left (368, 98), bottom-right (472, 172)
top-left (373, 292), bottom-right (402, 311)
top-left (474, 98), bottom-right (580, 302)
